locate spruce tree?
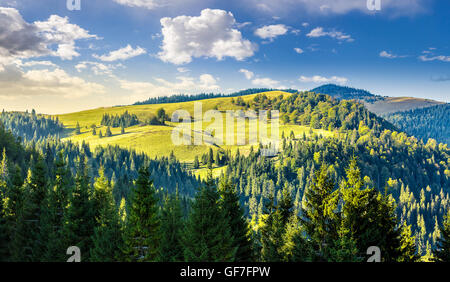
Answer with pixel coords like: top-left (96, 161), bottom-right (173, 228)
top-left (218, 177), bottom-right (253, 262)
top-left (62, 155), bottom-right (94, 262)
top-left (300, 164), bottom-right (336, 261)
top-left (123, 166), bottom-right (160, 261)
top-left (90, 167), bottom-right (124, 261)
top-left (182, 171), bottom-right (236, 262)
top-left (398, 222), bottom-right (419, 262)
top-left (158, 192), bottom-right (184, 262)
top-left (433, 210), bottom-right (450, 262)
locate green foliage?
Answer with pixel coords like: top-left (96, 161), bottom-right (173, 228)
top-left (218, 177), bottom-right (254, 262)
top-left (90, 167), bottom-right (124, 261)
top-left (158, 191), bottom-right (184, 262)
top-left (123, 166), bottom-right (160, 261)
top-left (384, 104), bottom-right (449, 145)
top-left (61, 155), bottom-right (95, 261)
top-left (433, 210), bottom-right (450, 262)
top-left (101, 111), bottom-right (139, 128)
top-left (182, 172), bottom-right (236, 262)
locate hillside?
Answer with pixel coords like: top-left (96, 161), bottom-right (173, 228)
top-left (384, 103), bottom-right (450, 144)
top-left (311, 84), bottom-right (444, 115)
top-left (56, 91), bottom-right (335, 162)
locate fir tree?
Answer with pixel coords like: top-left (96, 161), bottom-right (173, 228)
top-left (300, 164), bottom-right (336, 261)
top-left (433, 210), bottom-right (450, 262)
top-left (90, 167), bottom-right (124, 261)
top-left (398, 222), bottom-right (419, 262)
top-left (158, 191), bottom-right (184, 262)
top-left (218, 177), bottom-right (253, 262)
top-left (183, 171), bottom-right (236, 262)
top-left (123, 166), bottom-right (160, 261)
top-left (61, 155), bottom-right (94, 262)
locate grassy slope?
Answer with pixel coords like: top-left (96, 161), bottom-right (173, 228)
top-left (56, 91), bottom-right (333, 163)
top-left (363, 97), bottom-right (445, 115)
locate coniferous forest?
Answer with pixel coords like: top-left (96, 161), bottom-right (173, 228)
top-left (0, 90), bottom-right (449, 263)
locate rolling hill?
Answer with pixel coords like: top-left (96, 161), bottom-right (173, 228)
top-left (55, 90), bottom-right (332, 162)
top-left (311, 84), bottom-right (445, 115)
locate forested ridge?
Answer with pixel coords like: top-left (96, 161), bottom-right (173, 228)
top-left (384, 104), bottom-right (449, 145)
top-left (0, 89), bottom-right (449, 262)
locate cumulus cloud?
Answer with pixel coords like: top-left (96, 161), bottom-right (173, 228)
top-left (0, 62), bottom-right (105, 97)
top-left (307, 27), bottom-right (353, 42)
top-left (0, 8), bottom-right (97, 62)
top-left (239, 68), bottom-right (254, 80)
top-left (158, 9), bottom-right (256, 65)
top-left (119, 73), bottom-right (220, 101)
top-left (93, 45), bottom-right (146, 62)
top-left (294, 47), bottom-right (304, 54)
top-left (254, 24), bottom-right (288, 40)
top-left (299, 75), bottom-right (348, 84)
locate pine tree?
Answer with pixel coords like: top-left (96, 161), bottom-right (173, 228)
top-left (40, 152), bottom-right (71, 261)
top-left (193, 155), bottom-right (200, 169)
top-left (433, 210), bottom-right (450, 262)
top-left (0, 149), bottom-right (10, 260)
top-left (218, 177), bottom-right (253, 262)
top-left (300, 164), bottom-right (336, 261)
top-left (260, 184), bottom-right (293, 262)
top-left (75, 122), bottom-right (81, 134)
top-left (123, 166), bottom-right (160, 261)
top-left (105, 126), bottom-right (112, 137)
top-left (280, 215), bottom-right (312, 262)
top-left (61, 155), bottom-right (94, 262)
top-left (398, 222), bottom-right (419, 262)
top-left (158, 191), bottom-right (184, 262)
top-left (182, 171), bottom-right (236, 262)
top-left (90, 167), bottom-right (124, 261)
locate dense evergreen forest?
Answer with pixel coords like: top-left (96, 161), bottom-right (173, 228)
top-left (0, 89), bottom-right (449, 262)
top-left (310, 84), bottom-right (384, 103)
top-left (133, 88), bottom-right (297, 105)
top-left (0, 110), bottom-right (64, 142)
top-left (384, 104), bottom-right (450, 145)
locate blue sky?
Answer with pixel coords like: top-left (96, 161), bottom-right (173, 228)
top-left (0, 0), bottom-right (449, 114)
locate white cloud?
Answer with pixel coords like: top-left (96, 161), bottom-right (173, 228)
top-left (177, 67), bottom-right (190, 73)
top-left (239, 68), bottom-right (254, 80)
top-left (0, 8), bottom-right (97, 62)
top-left (307, 27), bottom-right (353, 42)
top-left (379, 50), bottom-right (397, 58)
top-left (119, 73), bottom-right (220, 101)
top-left (251, 0), bottom-right (427, 16)
top-left (419, 54), bottom-right (450, 62)
top-left (93, 45), bottom-right (146, 62)
top-left (20, 60), bottom-right (57, 68)
top-left (158, 9), bottom-right (256, 65)
top-left (294, 47), bottom-right (304, 54)
top-left (75, 61), bottom-right (124, 76)
top-left (299, 75), bottom-right (348, 84)
top-left (254, 24), bottom-right (288, 40)
top-left (112, 0), bottom-right (161, 9)
top-left (379, 50), bottom-right (407, 59)
top-left (251, 77), bottom-right (280, 88)
top-left (0, 62), bottom-right (105, 97)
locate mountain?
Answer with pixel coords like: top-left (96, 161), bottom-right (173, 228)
top-left (384, 103), bottom-right (450, 145)
top-left (310, 84), bottom-right (445, 115)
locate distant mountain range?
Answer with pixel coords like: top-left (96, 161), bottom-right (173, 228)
top-left (310, 84), bottom-right (445, 115)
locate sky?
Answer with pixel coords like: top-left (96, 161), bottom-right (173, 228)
top-left (0, 0), bottom-right (449, 114)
